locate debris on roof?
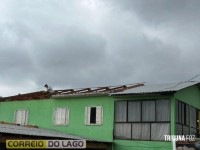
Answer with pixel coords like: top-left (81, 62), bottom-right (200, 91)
top-left (0, 81), bottom-right (199, 100)
top-left (1, 81), bottom-right (200, 101)
top-left (0, 121), bottom-right (38, 128)
top-left (44, 84), bottom-right (54, 93)
top-left (0, 83), bottom-right (144, 101)
top-left (0, 91), bottom-right (51, 101)
top-left (53, 83), bottom-right (144, 96)
top-left (0, 121), bottom-right (18, 126)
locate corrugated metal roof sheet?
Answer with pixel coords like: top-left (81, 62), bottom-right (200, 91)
top-left (112, 81), bottom-right (200, 95)
top-left (0, 123), bottom-right (111, 142)
top-left (0, 124), bottom-right (83, 139)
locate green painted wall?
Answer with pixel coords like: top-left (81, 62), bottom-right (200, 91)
top-left (0, 96), bottom-right (114, 142)
top-left (0, 99), bottom-right (54, 127)
top-left (174, 85), bottom-right (200, 109)
top-left (174, 85), bottom-right (200, 136)
top-left (113, 140), bottom-right (172, 150)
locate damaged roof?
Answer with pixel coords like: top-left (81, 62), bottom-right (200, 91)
top-left (0, 83), bottom-right (144, 101)
top-left (0, 91), bottom-right (51, 101)
top-left (1, 81), bottom-right (199, 101)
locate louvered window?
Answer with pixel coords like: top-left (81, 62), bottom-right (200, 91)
top-left (15, 109), bottom-right (28, 125)
top-left (53, 107), bottom-right (69, 125)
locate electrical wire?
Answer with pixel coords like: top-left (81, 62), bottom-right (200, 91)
top-left (188, 73), bottom-right (200, 81)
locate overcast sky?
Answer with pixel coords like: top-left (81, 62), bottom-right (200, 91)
top-left (0, 0), bottom-right (200, 96)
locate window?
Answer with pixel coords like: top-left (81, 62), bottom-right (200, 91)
top-left (114, 123), bottom-right (131, 139)
top-left (156, 100), bottom-right (170, 121)
top-left (53, 107), bottom-right (69, 125)
top-left (151, 123), bottom-right (170, 140)
top-left (142, 101), bottom-right (155, 122)
top-left (114, 99), bottom-right (170, 141)
top-left (128, 101), bottom-right (141, 122)
top-left (190, 106), bottom-right (197, 128)
top-left (85, 106), bottom-right (103, 125)
top-left (131, 123), bottom-right (151, 140)
top-left (175, 100), bottom-right (198, 136)
top-left (190, 106), bottom-right (197, 135)
top-left (14, 109), bottom-right (28, 125)
top-left (115, 101), bottom-right (127, 122)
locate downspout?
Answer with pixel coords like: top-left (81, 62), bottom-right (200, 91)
top-left (172, 138), bottom-right (176, 150)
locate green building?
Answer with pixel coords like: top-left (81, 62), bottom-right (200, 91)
top-left (0, 81), bottom-right (200, 150)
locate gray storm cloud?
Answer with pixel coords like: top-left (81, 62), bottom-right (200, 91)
top-left (0, 0), bottom-right (200, 96)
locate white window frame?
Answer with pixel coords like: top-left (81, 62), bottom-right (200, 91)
top-left (85, 106), bottom-right (103, 125)
top-left (53, 107), bottom-right (69, 126)
top-left (14, 109), bottom-right (28, 125)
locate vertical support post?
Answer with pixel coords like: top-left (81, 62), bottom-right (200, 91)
top-left (171, 96), bottom-right (176, 150)
top-left (171, 96), bottom-right (176, 135)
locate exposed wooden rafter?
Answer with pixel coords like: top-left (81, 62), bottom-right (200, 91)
top-left (0, 83), bottom-right (144, 101)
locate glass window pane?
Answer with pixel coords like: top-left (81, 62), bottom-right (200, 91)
top-left (176, 124), bottom-right (183, 135)
top-left (114, 123), bottom-right (131, 139)
top-left (178, 102), bottom-right (182, 123)
top-left (183, 126), bottom-right (189, 135)
top-left (142, 101), bottom-right (155, 122)
top-left (181, 103), bottom-right (185, 124)
top-left (141, 123), bottom-right (150, 140)
top-left (190, 107), bottom-right (197, 128)
top-left (151, 123), bottom-right (170, 140)
top-left (156, 100), bottom-right (170, 121)
top-left (175, 100), bottom-right (179, 123)
top-left (115, 101), bottom-right (127, 122)
top-left (186, 104), bottom-right (190, 126)
top-left (190, 128), bottom-right (197, 136)
top-left (131, 123), bottom-right (150, 140)
top-left (128, 101), bottom-right (141, 122)
top-left (90, 107), bottom-right (96, 124)
top-left (132, 123), bottom-right (141, 139)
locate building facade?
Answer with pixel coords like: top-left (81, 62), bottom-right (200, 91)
top-left (0, 81), bottom-right (200, 150)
